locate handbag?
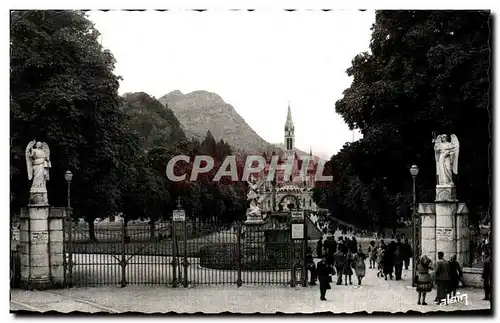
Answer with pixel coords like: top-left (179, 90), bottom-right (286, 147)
top-left (327, 276), bottom-right (332, 282)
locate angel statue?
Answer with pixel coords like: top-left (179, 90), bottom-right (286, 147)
top-left (26, 140), bottom-right (51, 200)
top-left (433, 134), bottom-right (459, 186)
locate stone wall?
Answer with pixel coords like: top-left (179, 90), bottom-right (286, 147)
top-left (462, 267), bottom-right (483, 288)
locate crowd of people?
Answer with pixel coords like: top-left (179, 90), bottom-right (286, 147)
top-left (304, 235), bottom-right (414, 300)
top-left (415, 250), bottom-right (491, 305)
top-left (304, 234), bottom-right (492, 304)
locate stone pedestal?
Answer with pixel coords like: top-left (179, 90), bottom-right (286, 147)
top-left (418, 185), bottom-right (470, 266)
top-left (20, 204), bottom-right (51, 289)
top-left (242, 220), bottom-right (266, 264)
top-left (19, 205), bottom-right (67, 290)
top-left (48, 208), bottom-right (66, 287)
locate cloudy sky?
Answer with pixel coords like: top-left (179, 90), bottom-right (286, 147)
top-left (88, 10), bottom-right (374, 159)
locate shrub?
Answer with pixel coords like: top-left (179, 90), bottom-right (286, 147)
top-left (199, 243), bottom-right (304, 271)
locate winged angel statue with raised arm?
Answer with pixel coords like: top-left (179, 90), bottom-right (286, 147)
top-left (433, 134), bottom-right (459, 185)
top-left (26, 140), bottom-right (52, 200)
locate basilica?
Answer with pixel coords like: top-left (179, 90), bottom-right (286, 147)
top-left (258, 104), bottom-right (320, 213)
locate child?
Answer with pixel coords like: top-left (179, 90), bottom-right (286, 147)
top-left (343, 249), bottom-right (354, 285)
top-left (376, 246), bottom-right (385, 278)
top-left (368, 241), bottom-right (377, 269)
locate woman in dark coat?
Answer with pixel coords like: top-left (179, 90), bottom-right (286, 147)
top-left (416, 255), bottom-right (433, 305)
top-left (448, 255), bottom-right (463, 296)
top-left (383, 242), bottom-right (395, 280)
top-left (317, 256), bottom-right (333, 301)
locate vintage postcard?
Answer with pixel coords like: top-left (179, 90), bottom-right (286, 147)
top-left (9, 7), bottom-right (492, 315)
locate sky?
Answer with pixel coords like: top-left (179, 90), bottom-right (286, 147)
top-left (87, 10), bottom-right (374, 160)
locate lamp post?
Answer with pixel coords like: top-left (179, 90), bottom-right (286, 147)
top-left (64, 170), bottom-right (73, 287)
top-left (64, 170), bottom-right (73, 208)
top-left (409, 164), bottom-right (419, 287)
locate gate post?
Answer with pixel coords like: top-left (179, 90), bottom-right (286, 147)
top-left (183, 216), bottom-right (188, 288)
top-left (301, 216), bottom-right (307, 287)
top-left (171, 222), bottom-right (177, 288)
top-left (120, 220), bottom-right (127, 287)
top-left (290, 220), bottom-right (296, 287)
top-left (66, 209), bottom-right (73, 287)
top-left (236, 224), bottom-right (242, 287)
top-left (290, 210), bottom-right (305, 287)
top-left (172, 199), bottom-right (186, 288)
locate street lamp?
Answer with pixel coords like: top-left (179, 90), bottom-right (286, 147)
top-left (64, 170), bottom-right (73, 208)
top-left (409, 164), bottom-right (419, 287)
top-left (64, 170), bottom-right (74, 287)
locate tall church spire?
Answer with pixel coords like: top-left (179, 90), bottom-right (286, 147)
top-left (284, 101), bottom-right (295, 156)
top-left (286, 101), bottom-right (293, 128)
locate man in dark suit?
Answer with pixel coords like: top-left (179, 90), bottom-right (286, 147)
top-left (434, 251), bottom-right (451, 304)
top-left (482, 249), bottom-right (491, 301)
top-left (402, 238), bottom-right (413, 270)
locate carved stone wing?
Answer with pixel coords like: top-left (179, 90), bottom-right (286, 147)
top-left (42, 142), bottom-right (51, 181)
top-left (434, 136), bottom-right (441, 175)
top-left (450, 134), bottom-right (459, 174)
top-left (41, 142), bottom-right (51, 165)
top-left (25, 140), bottom-right (35, 180)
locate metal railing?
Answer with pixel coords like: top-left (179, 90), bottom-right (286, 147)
top-left (64, 219), bottom-right (309, 287)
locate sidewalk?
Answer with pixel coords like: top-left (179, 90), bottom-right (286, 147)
top-left (10, 269), bottom-right (491, 314)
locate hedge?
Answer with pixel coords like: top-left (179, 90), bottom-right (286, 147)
top-left (199, 243), bottom-right (305, 271)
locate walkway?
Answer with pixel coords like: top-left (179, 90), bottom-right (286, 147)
top-left (10, 266), bottom-right (490, 314)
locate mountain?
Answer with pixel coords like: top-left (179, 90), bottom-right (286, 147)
top-left (121, 92), bottom-right (186, 149)
top-left (159, 90), bottom-right (324, 160)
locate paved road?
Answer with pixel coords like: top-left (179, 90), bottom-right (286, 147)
top-left (10, 265), bottom-right (490, 314)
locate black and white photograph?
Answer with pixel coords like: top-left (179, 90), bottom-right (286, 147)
top-left (7, 3), bottom-right (493, 316)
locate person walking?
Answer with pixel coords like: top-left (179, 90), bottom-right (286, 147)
top-left (376, 245), bottom-right (385, 278)
top-left (368, 241), bottom-right (376, 269)
top-left (305, 247), bottom-right (318, 285)
top-left (448, 255), bottom-right (463, 297)
top-left (482, 249), bottom-right (491, 301)
top-left (402, 238), bottom-right (413, 270)
top-left (334, 245), bottom-right (346, 285)
top-left (394, 244), bottom-right (404, 280)
top-left (353, 246), bottom-right (367, 285)
top-left (434, 251), bottom-right (451, 304)
top-left (383, 242), bottom-right (395, 280)
top-left (317, 256), bottom-right (333, 301)
top-left (416, 255), bottom-right (433, 305)
top-left (343, 248), bottom-right (354, 285)
top-left (316, 236), bottom-right (323, 258)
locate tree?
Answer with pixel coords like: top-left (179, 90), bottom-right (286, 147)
top-left (10, 10), bottom-right (140, 239)
top-left (121, 92), bottom-right (186, 150)
top-left (316, 11), bottom-right (491, 229)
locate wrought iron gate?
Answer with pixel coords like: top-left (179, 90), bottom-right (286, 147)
top-left (64, 217), bottom-right (310, 287)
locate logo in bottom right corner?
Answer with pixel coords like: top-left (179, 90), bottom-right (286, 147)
top-left (439, 292), bottom-right (468, 306)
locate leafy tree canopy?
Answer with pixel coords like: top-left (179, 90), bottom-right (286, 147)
top-left (315, 10), bottom-right (491, 229)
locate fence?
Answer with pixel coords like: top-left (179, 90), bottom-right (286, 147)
top-left (64, 218), bottom-right (310, 288)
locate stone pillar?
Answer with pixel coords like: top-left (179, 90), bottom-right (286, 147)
top-left (48, 207), bottom-right (66, 287)
top-left (418, 185), bottom-right (470, 266)
top-left (419, 203), bottom-right (436, 262)
top-left (20, 204), bottom-right (52, 290)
